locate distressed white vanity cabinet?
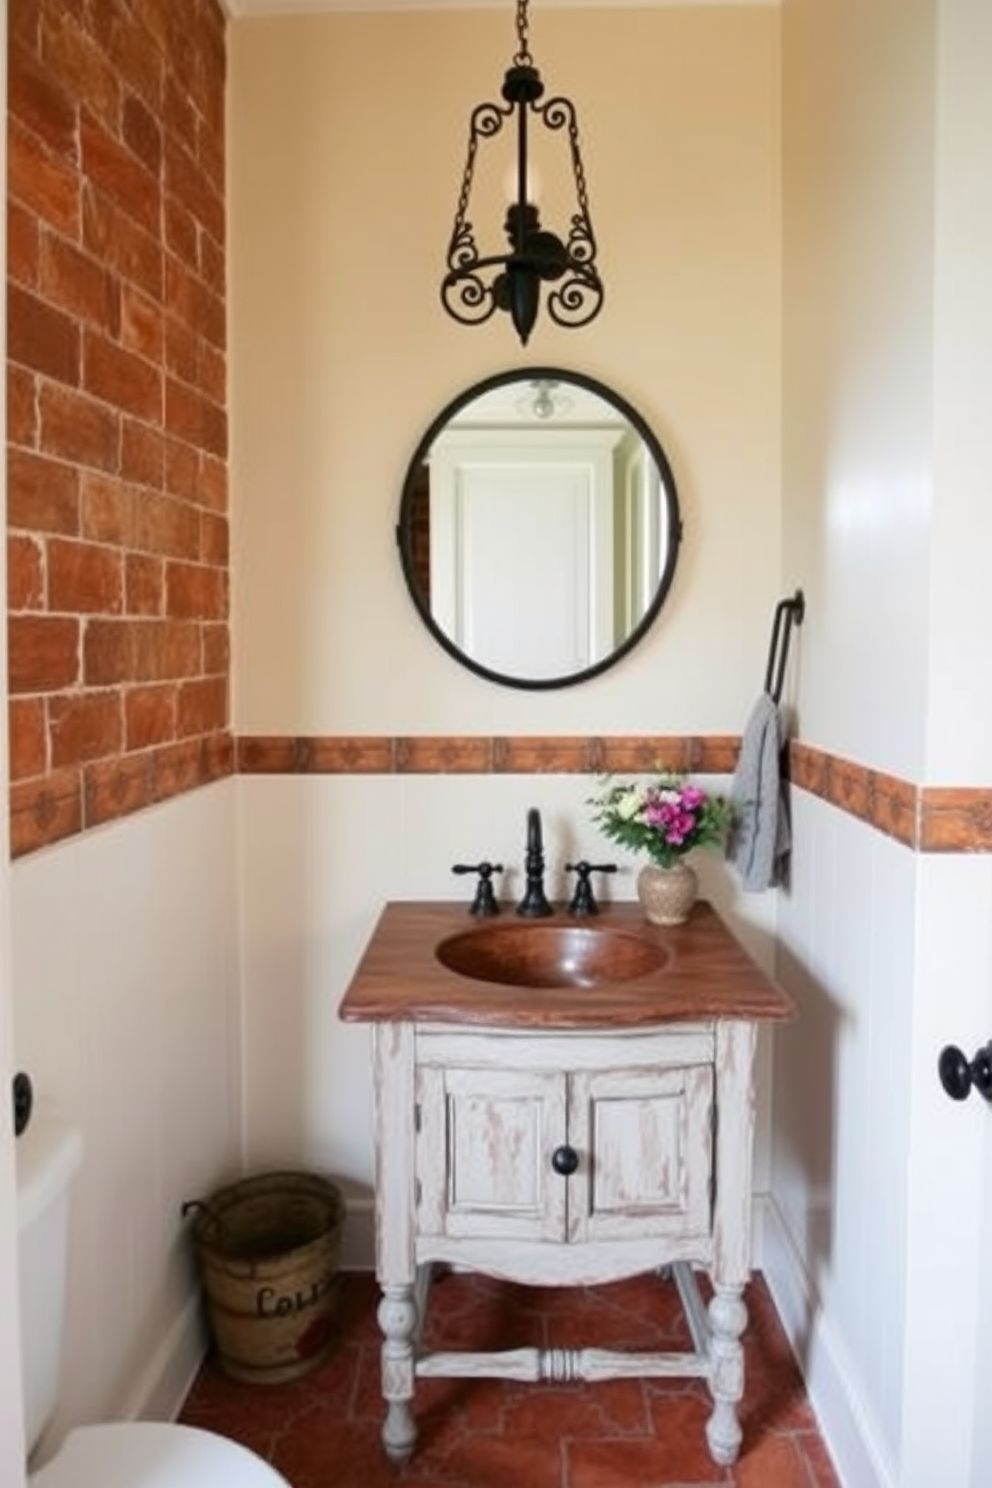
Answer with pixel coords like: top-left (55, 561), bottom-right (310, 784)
top-left (339, 901), bottom-right (792, 1469)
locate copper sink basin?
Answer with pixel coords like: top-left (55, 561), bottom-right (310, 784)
top-left (435, 922), bottom-right (670, 990)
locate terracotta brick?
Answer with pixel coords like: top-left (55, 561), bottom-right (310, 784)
top-left (202, 623), bottom-right (230, 676)
top-left (200, 511), bottom-right (228, 566)
top-left (164, 196), bottom-right (198, 273)
top-left (9, 38), bottom-right (79, 160)
top-left (81, 472), bottom-right (135, 546)
top-left (39, 382), bottom-right (120, 473)
top-left (10, 1), bottom-right (41, 52)
top-left (121, 285), bottom-right (164, 362)
top-left (198, 120), bottom-right (224, 197)
top-left (164, 437), bottom-right (200, 501)
top-left (84, 330), bottom-right (162, 422)
top-left (8, 614), bottom-right (80, 693)
top-left (86, 4), bottom-right (163, 115)
top-left (177, 675), bottom-right (226, 737)
top-left (8, 697), bottom-right (47, 780)
top-left (199, 229), bottom-right (225, 298)
top-left (164, 133), bottom-right (223, 244)
top-left (7, 448), bottom-right (80, 534)
top-left (164, 314), bottom-right (199, 386)
top-left (165, 379), bottom-right (226, 458)
top-left (135, 491), bottom-right (201, 560)
top-left (199, 341), bottom-right (226, 406)
top-left (125, 683), bottom-right (177, 750)
top-left (121, 418), bottom-right (165, 488)
top-left (84, 753), bottom-right (151, 829)
top-left (7, 534), bottom-right (44, 610)
top-left (39, 230), bottom-right (120, 332)
top-left (41, 9), bottom-right (121, 136)
top-left (162, 73), bottom-right (199, 156)
top-left (49, 689), bottom-right (123, 767)
top-left (125, 553), bottom-right (164, 615)
top-left (8, 117), bottom-right (81, 239)
top-left (8, 282), bottom-right (81, 385)
top-left (165, 560), bottom-right (226, 620)
top-left (132, 619), bottom-right (201, 681)
top-left (10, 769), bottom-right (82, 858)
top-left (203, 730), bottom-right (234, 782)
top-left (122, 93), bottom-right (163, 175)
top-left (8, 364), bottom-right (39, 448)
top-left (47, 537), bottom-right (123, 614)
top-left (150, 737), bottom-right (204, 804)
top-left (8, 200), bottom-right (40, 287)
top-left (81, 112), bottom-right (160, 238)
top-left (198, 454), bottom-right (227, 512)
top-left (165, 256), bottom-right (225, 349)
top-left (82, 184), bottom-right (163, 301)
top-left (83, 619), bottom-right (133, 685)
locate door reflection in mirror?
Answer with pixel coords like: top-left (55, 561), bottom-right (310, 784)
top-left (398, 369), bottom-right (682, 690)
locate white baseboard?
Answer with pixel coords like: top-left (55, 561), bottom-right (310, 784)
top-left (758, 1193), bottom-right (896, 1488)
top-left (117, 1290), bottom-right (208, 1425)
top-left (116, 1195), bottom-right (376, 1432)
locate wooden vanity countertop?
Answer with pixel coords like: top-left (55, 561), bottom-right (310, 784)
top-left (338, 900), bottom-right (794, 1030)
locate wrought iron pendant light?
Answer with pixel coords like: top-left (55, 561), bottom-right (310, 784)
top-left (441, 0), bottom-right (603, 347)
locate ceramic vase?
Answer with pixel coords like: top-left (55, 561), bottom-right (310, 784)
top-left (636, 861), bottom-right (698, 926)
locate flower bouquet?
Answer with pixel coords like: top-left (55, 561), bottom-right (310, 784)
top-left (588, 769), bottom-right (734, 924)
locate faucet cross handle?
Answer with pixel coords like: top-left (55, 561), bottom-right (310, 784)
top-left (565, 861), bottom-right (617, 917)
top-left (452, 861), bottom-right (503, 916)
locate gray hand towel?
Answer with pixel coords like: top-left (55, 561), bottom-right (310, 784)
top-left (726, 691), bottom-right (790, 892)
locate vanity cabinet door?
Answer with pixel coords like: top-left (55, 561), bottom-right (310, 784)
top-left (416, 1064), bottom-right (567, 1242)
top-left (567, 1064), bottom-right (714, 1245)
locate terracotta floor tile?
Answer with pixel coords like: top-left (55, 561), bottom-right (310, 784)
top-left (178, 1269), bottom-right (842, 1488)
top-left (731, 1432), bottom-right (814, 1488)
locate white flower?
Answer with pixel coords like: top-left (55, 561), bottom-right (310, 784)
top-left (615, 787), bottom-right (645, 821)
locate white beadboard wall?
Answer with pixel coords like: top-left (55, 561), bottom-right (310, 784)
top-left (10, 784), bottom-right (243, 1466)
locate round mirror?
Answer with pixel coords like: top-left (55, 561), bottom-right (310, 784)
top-left (397, 367), bottom-right (683, 690)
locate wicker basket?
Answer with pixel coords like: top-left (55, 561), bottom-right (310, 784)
top-left (184, 1170), bottom-right (345, 1384)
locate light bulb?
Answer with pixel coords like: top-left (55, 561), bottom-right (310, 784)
top-left (501, 157), bottom-right (542, 206)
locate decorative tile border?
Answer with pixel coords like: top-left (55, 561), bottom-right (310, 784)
top-left (235, 734), bottom-right (740, 777)
top-left (9, 735), bottom-right (234, 859)
top-left (11, 733), bottom-right (992, 859)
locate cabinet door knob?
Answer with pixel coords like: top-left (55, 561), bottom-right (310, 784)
top-left (551, 1144), bottom-right (579, 1176)
top-left (938, 1042), bottom-right (992, 1103)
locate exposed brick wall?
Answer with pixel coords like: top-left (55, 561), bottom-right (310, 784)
top-left (7, 0), bottom-right (231, 858)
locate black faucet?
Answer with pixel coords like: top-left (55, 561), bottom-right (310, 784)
top-left (516, 807), bottom-right (554, 917)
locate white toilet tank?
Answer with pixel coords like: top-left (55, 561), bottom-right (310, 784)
top-left (15, 1108), bottom-right (83, 1458)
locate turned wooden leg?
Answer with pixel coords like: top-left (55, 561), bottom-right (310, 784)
top-left (705, 1283), bottom-right (747, 1466)
top-left (377, 1283), bottom-right (419, 1462)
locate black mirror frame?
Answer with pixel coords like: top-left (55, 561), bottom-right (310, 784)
top-left (396, 366), bottom-right (683, 691)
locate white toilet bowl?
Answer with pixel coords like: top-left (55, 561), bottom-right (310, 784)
top-left (30, 1422), bottom-right (290, 1488)
top-left (17, 1106), bottom-right (293, 1488)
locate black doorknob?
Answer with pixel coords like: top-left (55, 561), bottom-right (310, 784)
top-left (551, 1144), bottom-right (579, 1176)
top-left (938, 1042), bottom-right (992, 1103)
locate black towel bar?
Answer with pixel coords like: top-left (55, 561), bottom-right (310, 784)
top-left (764, 589), bottom-right (805, 705)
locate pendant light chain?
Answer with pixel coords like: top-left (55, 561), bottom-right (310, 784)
top-left (514, 0), bottom-right (533, 67)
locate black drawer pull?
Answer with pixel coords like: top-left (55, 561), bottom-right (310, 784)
top-left (551, 1144), bottom-right (579, 1176)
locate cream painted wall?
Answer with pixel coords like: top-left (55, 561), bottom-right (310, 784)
top-left (229, 7), bottom-right (783, 736)
top-left (10, 785), bottom-right (243, 1462)
top-left (780, 0), bottom-right (935, 783)
top-left (228, 4), bottom-right (786, 1244)
top-left (777, 2), bottom-right (992, 1487)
